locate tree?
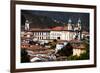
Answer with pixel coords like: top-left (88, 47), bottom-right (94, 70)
top-left (57, 43), bottom-right (73, 56)
top-left (53, 39), bottom-right (57, 43)
top-left (50, 39), bottom-right (57, 49)
top-left (21, 49), bottom-right (30, 63)
top-left (67, 55), bottom-right (79, 60)
top-left (67, 51), bottom-right (89, 60)
top-left (79, 52), bottom-right (89, 60)
top-left (79, 40), bottom-right (89, 60)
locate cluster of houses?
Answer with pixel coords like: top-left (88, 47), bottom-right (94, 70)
top-left (21, 18), bottom-right (89, 62)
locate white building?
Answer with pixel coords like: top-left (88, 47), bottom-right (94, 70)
top-left (22, 18), bottom-right (83, 41)
top-left (50, 18), bottom-right (81, 41)
top-left (30, 29), bottom-right (50, 40)
top-left (50, 30), bottom-right (62, 40)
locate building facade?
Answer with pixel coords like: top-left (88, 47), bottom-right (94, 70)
top-left (22, 18), bottom-right (82, 41)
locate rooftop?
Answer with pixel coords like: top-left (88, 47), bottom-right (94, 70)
top-left (52, 26), bottom-right (64, 30)
top-left (29, 26), bottom-right (69, 32)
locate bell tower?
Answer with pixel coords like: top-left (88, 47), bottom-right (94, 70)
top-left (77, 18), bottom-right (82, 40)
top-left (25, 20), bottom-right (30, 31)
top-left (78, 18), bottom-right (81, 31)
top-left (67, 18), bottom-right (73, 40)
top-left (68, 18), bottom-right (72, 30)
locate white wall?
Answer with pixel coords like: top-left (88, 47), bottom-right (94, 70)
top-left (0, 0), bottom-right (100, 73)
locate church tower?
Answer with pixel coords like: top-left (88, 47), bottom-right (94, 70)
top-left (25, 20), bottom-right (30, 31)
top-left (77, 18), bottom-right (82, 40)
top-left (68, 19), bottom-right (72, 30)
top-left (78, 18), bottom-right (81, 31)
top-left (67, 19), bottom-right (73, 40)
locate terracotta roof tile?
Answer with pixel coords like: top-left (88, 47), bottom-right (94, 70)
top-left (52, 26), bottom-right (64, 30)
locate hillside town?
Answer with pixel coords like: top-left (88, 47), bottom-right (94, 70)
top-left (21, 18), bottom-right (89, 63)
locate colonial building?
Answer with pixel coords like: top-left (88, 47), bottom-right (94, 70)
top-left (21, 18), bottom-right (82, 41)
top-left (30, 29), bottom-right (50, 40)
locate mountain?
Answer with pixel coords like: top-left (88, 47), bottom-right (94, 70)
top-left (21, 11), bottom-right (63, 29)
top-left (21, 10), bottom-right (89, 31)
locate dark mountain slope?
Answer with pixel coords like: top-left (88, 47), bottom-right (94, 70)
top-left (21, 11), bottom-right (63, 29)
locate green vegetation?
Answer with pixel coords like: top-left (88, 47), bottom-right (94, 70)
top-left (50, 39), bottom-right (57, 49)
top-left (67, 52), bottom-right (89, 60)
top-left (57, 43), bottom-right (73, 56)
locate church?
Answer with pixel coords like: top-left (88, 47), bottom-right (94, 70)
top-left (21, 18), bottom-right (82, 41)
top-left (50, 18), bottom-right (82, 41)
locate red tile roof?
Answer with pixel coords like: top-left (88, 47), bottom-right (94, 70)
top-left (52, 26), bottom-right (64, 30)
top-left (30, 28), bottom-right (51, 32)
top-left (29, 26), bottom-right (69, 31)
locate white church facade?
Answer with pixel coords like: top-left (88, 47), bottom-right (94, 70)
top-left (22, 18), bottom-right (82, 41)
